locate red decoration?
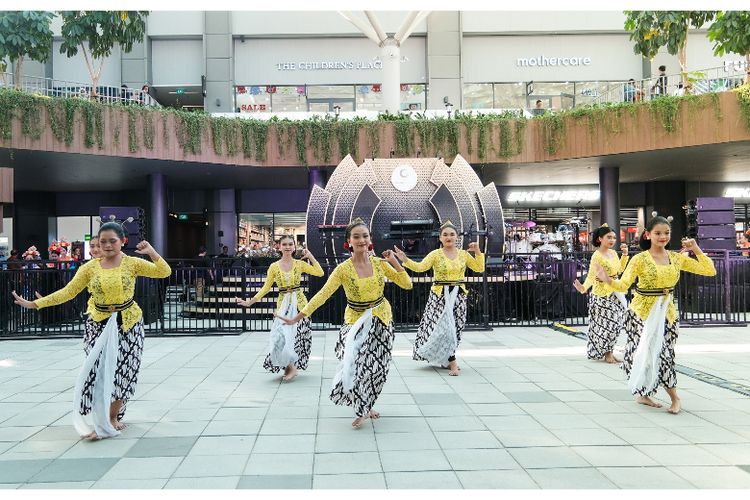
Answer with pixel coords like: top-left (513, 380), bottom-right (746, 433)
top-left (266, 86), bottom-right (277, 94)
top-left (400, 84), bottom-right (409, 92)
top-left (368, 243), bottom-right (374, 251)
top-left (371, 84), bottom-right (381, 93)
top-left (343, 242), bottom-right (351, 251)
top-left (237, 86), bottom-right (247, 94)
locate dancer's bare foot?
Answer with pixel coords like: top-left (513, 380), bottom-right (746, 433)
top-left (83, 431), bottom-right (100, 441)
top-left (111, 420), bottom-right (125, 431)
top-left (352, 414), bottom-right (369, 429)
top-left (448, 360), bottom-right (460, 376)
top-left (636, 395), bottom-right (663, 408)
top-left (604, 352), bottom-right (619, 364)
top-left (282, 365), bottom-right (298, 382)
top-left (667, 398), bottom-right (681, 414)
top-left (368, 410), bottom-right (380, 420)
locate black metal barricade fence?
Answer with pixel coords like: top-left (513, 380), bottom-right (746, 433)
top-left (1, 251), bottom-right (747, 338)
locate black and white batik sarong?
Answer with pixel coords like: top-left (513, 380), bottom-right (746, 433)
top-left (76, 315), bottom-right (145, 437)
top-left (586, 293), bottom-right (626, 359)
top-left (621, 305), bottom-right (678, 397)
top-left (413, 290), bottom-right (467, 363)
top-left (263, 316), bottom-right (312, 372)
top-left (330, 314), bottom-right (394, 417)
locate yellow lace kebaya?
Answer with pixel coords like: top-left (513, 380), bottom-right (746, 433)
top-left (34, 255), bottom-right (172, 331)
top-left (252, 259), bottom-right (324, 310)
top-left (608, 250), bottom-right (716, 325)
top-left (581, 250), bottom-right (629, 297)
top-left (402, 249), bottom-right (485, 295)
top-left (301, 256), bottom-right (412, 324)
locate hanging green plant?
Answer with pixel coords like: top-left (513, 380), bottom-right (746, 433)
top-left (273, 118), bottom-right (294, 157)
top-left (142, 108), bottom-right (155, 151)
top-left (364, 121), bottom-right (380, 159)
top-left (224, 119), bottom-right (240, 156)
top-left (736, 84), bottom-right (750, 133)
top-left (45, 98), bottom-right (78, 145)
top-left (539, 112), bottom-right (566, 155)
top-left (457, 113), bottom-right (475, 155)
top-left (335, 119), bottom-right (361, 160)
top-left (432, 118), bottom-right (448, 156)
top-left (645, 95), bottom-right (681, 133)
top-left (394, 118), bottom-right (414, 157)
top-left (210, 117), bottom-right (225, 155)
top-left (414, 118), bottom-right (431, 156)
top-left (125, 106), bottom-right (140, 152)
top-left (0, 91), bottom-right (15, 140)
top-left (514, 119), bottom-right (527, 155)
top-left (498, 119), bottom-right (513, 158)
top-left (240, 119), bottom-right (253, 159)
top-left (446, 119), bottom-right (459, 157)
top-left (295, 122), bottom-right (308, 165)
top-left (160, 111), bottom-right (169, 149)
top-left (17, 92), bottom-right (43, 141)
top-left (109, 106), bottom-right (121, 148)
top-left (175, 110), bottom-right (205, 155)
top-left (476, 118), bottom-right (490, 161)
top-left (252, 120), bottom-right (268, 161)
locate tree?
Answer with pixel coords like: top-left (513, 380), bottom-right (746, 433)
top-left (624, 11), bottom-right (716, 94)
top-left (708, 11), bottom-right (750, 84)
top-left (58, 11), bottom-right (148, 98)
top-left (0, 11), bottom-right (54, 89)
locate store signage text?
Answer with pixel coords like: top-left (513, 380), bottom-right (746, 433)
top-left (725, 187), bottom-right (750, 199)
top-left (276, 60), bottom-right (384, 71)
top-left (517, 55), bottom-right (592, 68)
top-left (239, 104), bottom-right (267, 112)
top-left (507, 190), bottom-right (600, 203)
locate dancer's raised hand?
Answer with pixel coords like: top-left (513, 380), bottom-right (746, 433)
top-left (235, 297), bottom-right (257, 308)
top-left (573, 279), bottom-right (586, 294)
top-left (468, 242), bottom-right (481, 254)
top-left (12, 290), bottom-right (38, 309)
top-left (382, 249), bottom-right (399, 267)
top-left (393, 246), bottom-right (407, 262)
top-left (593, 263), bottom-right (611, 284)
top-left (620, 243), bottom-right (629, 256)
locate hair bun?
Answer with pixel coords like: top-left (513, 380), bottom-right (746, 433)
top-left (666, 215), bottom-right (674, 222)
top-left (651, 211), bottom-right (659, 218)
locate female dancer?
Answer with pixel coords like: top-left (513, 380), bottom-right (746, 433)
top-left (393, 221), bottom-right (484, 376)
top-left (12, 222), bottom-right (171, 439)
top-left (89, 235), bottom-right (102, 259)
top-left (573, 223), bottom-right (629, 363)
top-left (280, 218), bottom-right (412, 428)
top-left (236, 236), bottom-right (323, 382)
top-left (595, 213), bottom-right (716, 414)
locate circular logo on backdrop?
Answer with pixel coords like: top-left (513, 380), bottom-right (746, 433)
top-left (391, 165), bottom-right (418, 192)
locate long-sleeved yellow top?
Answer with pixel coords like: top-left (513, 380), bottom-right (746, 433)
top-left (251, 259), bottom-right (324, 312)
top-left (34, 255), bottom-right (172, 331)
top-left (608, 250), bottom-right (716, 325)
top-left (403, 249), bottom-right (485, 295)
top-left (300, 256), bottom-right (413, 325)
top-left (581, 249), bottom-right (629, 297)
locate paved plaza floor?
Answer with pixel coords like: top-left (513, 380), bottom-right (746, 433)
top-left (1, 324), bottom-right (750, 489)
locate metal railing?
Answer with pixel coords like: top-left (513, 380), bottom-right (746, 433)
top-left (588, 64), bottom-right (747, 107)
top-left (0, 72), bottom-right (161, 107)
top-left (1, 251), bottom-right (747, 339)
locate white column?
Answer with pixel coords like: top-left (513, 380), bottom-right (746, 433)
top-left (381, 39), bottom-right (400, 114)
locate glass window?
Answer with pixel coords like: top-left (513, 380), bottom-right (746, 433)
top-left (238, 213), bottom-right (307, 250)
top-left (493, 83), bottom-right (525, 110)
top-left (271, 86), bottom-right (307, 112)
top-left (529, 82), bottom-right (575, 111)
top-left (307, 85), bottom-right (355, 99)
top-left (400, 84), bottom-right (427, 111)
top-left (463, 83), bottom-right (493, 109)
top-left (235, 85), bottom-right (271, 113)
top-left (356, 84), bottom-right (382, 111)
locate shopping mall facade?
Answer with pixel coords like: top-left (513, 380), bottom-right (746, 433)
top-left (1, 10), bottom-right (750, 258)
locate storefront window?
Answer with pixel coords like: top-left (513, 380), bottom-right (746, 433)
top-left (493, 83), bottom-right (525, 110)
top-left (530, 82), bottom-right (575, 111)
top-left (271, 86), bottom-right (307, 112)
top-left (356, 84), bottom-right (382, 111)
top-left (238, 213), bottom-right (306, 251)
top-left (463, 83), bottom-right (493, 109)
top-left (235, 86), bottom-right (272, 113)
top-left (400, 84), bottom-right (427, 111)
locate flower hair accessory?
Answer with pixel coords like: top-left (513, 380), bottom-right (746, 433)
top-left (440, 220), bottom-right (457, 231)
top-left (651, 211), bottom-right (674, 223)
top-left (22, 246), bottom-right (40, 259)
top-left (600, 223), bottom-right (609, 228)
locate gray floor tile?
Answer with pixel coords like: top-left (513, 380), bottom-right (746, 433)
top-left (385, 470), bottom-right (462, 489)
top-left (380, 450), bottom-right (451, 472)
top-left (637, 444), bottom-right (729, 466)
top-left (313, 473), bottom-right (386, 489)
top-left (91, 479), bottom-right (169, 489)
top-left (100, 456), bottom-right (183, 480)
top-left (187, 435), bottom-right (256, 456)
top-left (29, 457), bottom-right (118, 483)
top-left (253, 434), bottom-right (316, 454)
top-left (20, 481), bottom-right (95, 489)
top-left (550, 427), bottom-right (628, 446)
top-left (412, 393), bottom-right (464, 405)
top-left (509, 447), bottom-right (591, 469)
top-left (245, 453), bottom-right (313, 476)
top-left (493, 428), bottom-right (565, 448)
top-left (0, 460), bottom-right (53, 483)
top-left (125, 436), bottom-right (197, 458)
top-left (165, 476), bottom-right (240, 489)
top-left (314, 452), bottom-right (382, 474)
top-left (174, 454), bottom-right (249, 477)
top-left (375, 432), bottom-right (441, 451)
top-left (444, 448), bottom-right (519, 471)
top-left (505, 391), bottom-right (560, 403)
top-left (238, 474), bottom-right (312, 489)
top-left (571, 445), bottom-right (658, 467)
top-left (426, 416), bottom-right (487, 432)
top-left (315, 432), bottom-right (377, 453)
top-left (528, 467), bottom-right (617, 489)
top-left (434, 430), bottom-right (502, 450)
top-left (597, 466), bottom-right (696, 488)
top-left (457, 469), bottom-right (539, 489)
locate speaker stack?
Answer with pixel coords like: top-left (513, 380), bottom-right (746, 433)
top-left (686, 197), bottom-right (736, 250)
top-left (98, 206), bottom-right (147, 250)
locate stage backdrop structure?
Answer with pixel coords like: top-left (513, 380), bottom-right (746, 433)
top-left (306, 155), bottom-right (504, 259)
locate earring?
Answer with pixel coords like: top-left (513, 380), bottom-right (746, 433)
top-left (343, 242), bottom-right (351, 251)
top-left (368, 243), bottom-right (374, 251)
